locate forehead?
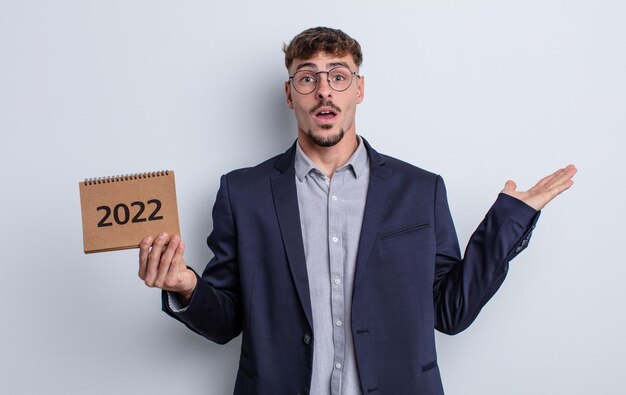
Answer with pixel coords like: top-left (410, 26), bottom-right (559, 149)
top-left (289, 53), bottom-right (358, 73)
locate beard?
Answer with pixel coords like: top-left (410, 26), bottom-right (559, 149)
top-left (305, 125), bottom-right (345, 147)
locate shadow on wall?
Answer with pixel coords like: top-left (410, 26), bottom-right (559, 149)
top-left (250, 68), bottom-right (298, 154)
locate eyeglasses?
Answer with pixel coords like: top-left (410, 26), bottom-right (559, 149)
top-left (289, 66), bottom-right (360, 95)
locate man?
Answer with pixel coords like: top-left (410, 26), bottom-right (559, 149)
top-left (139, 27), bottom-right (576, 394)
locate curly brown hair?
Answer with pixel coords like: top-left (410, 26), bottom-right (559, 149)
top-left (283, 27), bottom-right (363, 70)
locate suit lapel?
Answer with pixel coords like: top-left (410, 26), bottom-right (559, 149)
top-left (354, 139), bottom-right (392, 293)
top-left (270, 143), bottom-right (313, 329)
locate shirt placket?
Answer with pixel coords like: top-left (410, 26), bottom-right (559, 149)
top-left (328, 170), bottom-right (346, 395)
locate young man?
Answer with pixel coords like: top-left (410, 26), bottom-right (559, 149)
top-left (139, 27), bottom-right (576, 394)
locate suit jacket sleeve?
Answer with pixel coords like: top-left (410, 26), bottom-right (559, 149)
top-left (161, 175), bottom-right (243, 344)
top-left (433, 175), bottom-right (540, 335)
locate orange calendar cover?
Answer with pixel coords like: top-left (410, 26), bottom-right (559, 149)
top-left (79, 170), bottom-right (180, 254)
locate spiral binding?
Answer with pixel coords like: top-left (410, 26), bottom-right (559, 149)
top-left (83, 170), bottom-right (170, 185)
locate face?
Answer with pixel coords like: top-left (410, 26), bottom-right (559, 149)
top-left (285, 53), bottom-right (365, 148)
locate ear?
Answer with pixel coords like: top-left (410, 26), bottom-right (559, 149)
top-left (356, 75), bottom-right (365, 104)
top-left (285, 81), bottom-right (294, 109)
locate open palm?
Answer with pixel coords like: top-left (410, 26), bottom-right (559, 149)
top-left (502, 165), bottom-right (577, 211)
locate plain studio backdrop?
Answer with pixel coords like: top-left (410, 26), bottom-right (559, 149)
top-left (1, 1), bottom-right (624, 394)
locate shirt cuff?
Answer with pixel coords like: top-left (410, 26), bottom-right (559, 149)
top-left (167, 291), bottom-right (189, 313)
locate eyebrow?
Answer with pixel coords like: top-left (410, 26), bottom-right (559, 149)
top-left (294, 61), bottom-right (352, 72)
top-left (295, 62), bottom-right (318, 71)
top-left (328, 61), bottom-right (350, 69)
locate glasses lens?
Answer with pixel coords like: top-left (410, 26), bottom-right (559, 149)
top-left (328, 67), bottom-right (353, 92)
top-left (293, 71), bottom-right (317, 94)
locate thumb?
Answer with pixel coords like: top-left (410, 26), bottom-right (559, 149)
top-left (176, 239), bottom-right (186, 270)
top-left (502, 180), bottom-right (517, 193)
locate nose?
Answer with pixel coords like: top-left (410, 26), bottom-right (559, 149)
top-left (315, 74), bottom-right (333, 99)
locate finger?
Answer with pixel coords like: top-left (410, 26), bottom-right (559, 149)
top-left (542, 165), bottom-right (577, 187)
top-left (554, 164), bottom-right (577, 185)
top-left (545, 177), bottom-right (575, 200)
top-left (145, 232), bottom-right (169, 287)
top-left (155, 234), bottom-right (181, 288)
top-left (138, 236), bottom-right (153, 280)
top-left (533, 171), bottom-right (575, 209)
top-left (172, 238), bottom-right (186, 272)
top-left (165, 238), bottom-right (186, 290)
top-left (532, 167), bottom-right (565, 190)
top-left (502, 180), bottom-right (517, 193)
top-left (530, 164), bottom-right (577, 193)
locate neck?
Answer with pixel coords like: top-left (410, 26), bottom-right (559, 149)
top-left (297, 132), bottom-right (359, 179)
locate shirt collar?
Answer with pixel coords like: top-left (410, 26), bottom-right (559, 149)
top-left (295, 135), bottom-right (369, 182)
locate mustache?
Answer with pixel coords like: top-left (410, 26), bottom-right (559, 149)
top-left (310, 100), bottom-right (341, 114)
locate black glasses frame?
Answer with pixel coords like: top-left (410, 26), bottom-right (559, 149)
top-left (289, 66), bottom-right (360, 95)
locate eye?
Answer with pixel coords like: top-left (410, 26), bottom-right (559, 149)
top-left (296, 72), bottom-right (317, 85)
top-left (331, 74), bottom-right (346, 82)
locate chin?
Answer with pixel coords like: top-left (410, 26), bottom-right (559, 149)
top-left (306, 127), bottom-right (345, 148)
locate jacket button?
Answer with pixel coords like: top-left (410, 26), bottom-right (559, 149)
top-left (303, 333), bottom-right (312, 345)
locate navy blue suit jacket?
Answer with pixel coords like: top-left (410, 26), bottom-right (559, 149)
top-left (162, 139), bottom-right (539, 394)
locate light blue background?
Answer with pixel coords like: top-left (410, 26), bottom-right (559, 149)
top-left (1, 1), bottom-right (624, 394)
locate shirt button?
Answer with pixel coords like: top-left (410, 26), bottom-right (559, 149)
top-left (331, 195), bottom-right (338, 201)
top-left (303, 333), bottom-right (312, 345)
top-left (336, 320), bottom-right (342, 327)
top-left (335, 362), bottom-right (342, 370)
top-left (332, 236), bottom-right (338, 243)
top-left (333, 277), bottom-right (341, 285)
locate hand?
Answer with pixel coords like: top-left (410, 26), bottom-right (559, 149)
top-left (139, 233), bottom-right (197, 305)
top-left (501, 164), bottom-right (577, 211)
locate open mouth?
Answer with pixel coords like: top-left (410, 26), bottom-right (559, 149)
top-left (315, 109), bottom-right (337, 121)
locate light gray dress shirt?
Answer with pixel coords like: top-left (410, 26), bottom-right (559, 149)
top-left (295, 136), bottom-right (370, 395)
